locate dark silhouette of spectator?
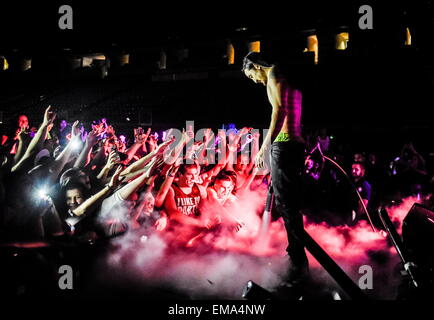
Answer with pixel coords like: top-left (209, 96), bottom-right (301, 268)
top-left (396, 142), bottom-right (428, 196)
top-left (350, 161), bottom-right (372, 224)
top-left (316, 128), bottom-right (331, 155)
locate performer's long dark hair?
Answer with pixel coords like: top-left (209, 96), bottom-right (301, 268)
top-left (242, 51), bottom-right (311, 91)
top-left (242, 52), bottom-right (274, 71)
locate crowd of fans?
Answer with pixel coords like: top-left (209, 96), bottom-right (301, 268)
top-left (0, 107), bottom-right (264, 246)
top-left (0, 107), bottom-right (433, 247)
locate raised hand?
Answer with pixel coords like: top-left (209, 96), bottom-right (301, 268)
top-left (134, 127), bottom-right (149, 144)
top-left (217, 129), bottom-right (226, 140)
top-left (182, 125), bottom-right (194, 144)
top-left (86, 129), bottom-right (99, 146)
top-left (204, 128), bottom-right (214, 143)
top-left (174, 156), bottom-right (184, 168)
top-left (166, 163), bottom-right (180, 178)
top-left (231, 219), bottom-right (245, 232)
top-left (145, 155), bottom-right (166, 177)
top-left (108, 165), bottom-right (125, 189)
top-left (154, 215), bottom-right (168, 231)
top-left (252, 130), bottom-right (261, 140)
top-left (192, 140), bottom-right (204, 152)
top-left (71, 120), bottom-right (81, 138)
top-left (251, 166), bottom-right (259, 176)
top-left (144, 128), bottom-right (151, 139)
top-left (148, 134), bottom-right (158, 147)
top-left (92, 122), bottom-right (107, 137)
top-left (204, 215), bottom-right (222, 230)
top-left (115, 138), bottom-right (126, 153)
top-left (43, 106), bottom-right (56, 126)
top-left (165, 128), bottom-right (175, 141)
top-left (239, 127), bottom-right (250, 136)
top-left (106, 125), bottom-right (115, 138)
top-left (17, 125), bottom-right (29, 142)
top-left (106, 150), bottom-right (120, 170)
top-left (227, 142), bottom-right (238, 153)
top-left (156, 135), bottom-right (175, 154)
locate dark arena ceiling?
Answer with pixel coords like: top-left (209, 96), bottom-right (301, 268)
top-left (2, 1), bottom-right (433, 52)
top-left (0, 0), bottom-right (433, 150)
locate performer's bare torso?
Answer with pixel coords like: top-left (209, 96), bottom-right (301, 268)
top-left (267, 68), bottom-right (303, 142)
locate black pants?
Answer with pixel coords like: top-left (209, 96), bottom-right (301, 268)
top-left (271, 140), bottom-right (308, 269)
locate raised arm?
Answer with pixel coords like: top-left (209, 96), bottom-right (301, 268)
top-left (236, 167), bottom-right (259, 194)
top-left (196, 128), bottom-right (213, 163)
top-left (147, 134), bottom-right (159, 153)
top-left (72, 166), bottom-right (123, 216)
top-left (116, 168), bottom-right (151, 201)
top-left (46, 121), bottom-right (82, 184)
top-left (123, 128), bottom-right (148, 164)
top-left (87, 139), bottom-right (107, 170)
top-left (198, 145), bottom-right (230, 188)
top-left (12, 106), bottom-right (56, 172)
top-left (96, 150), bottom-right (119, 184)
top-left (120, 136), bottom-right (174, 178)
top-left (155, 163), bottom-right (180, 208)
top-left (132, 127), bottom-right (151, 154)
top-left (164, 130), bottom-right (190, 166)
top-left (186, 141), bottom-right (203, 162)
top-left (13, 126), bottom-right (30, 166)
top-left (226, 136), bottom-right (238, 172)
top-left (74, 129), bottom-right (99, 168)
top-left (226, 127), bottom-right (249, 171)
top-left (115, 154), bottom-right (164, 201)
top-left (141, 128), bottom-right (151, 153)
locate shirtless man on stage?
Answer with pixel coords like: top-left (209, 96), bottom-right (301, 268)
top-left (242, 52), bottom-right (308, 284)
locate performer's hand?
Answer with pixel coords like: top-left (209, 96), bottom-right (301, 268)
top-left (255, 149), bottom-right (266, 169)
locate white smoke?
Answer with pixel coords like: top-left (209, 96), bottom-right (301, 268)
top-left (93, 193), bottom-right (420, 299)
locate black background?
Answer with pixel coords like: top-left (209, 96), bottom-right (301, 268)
top-left (0, 0), bottom-right (433, 154)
